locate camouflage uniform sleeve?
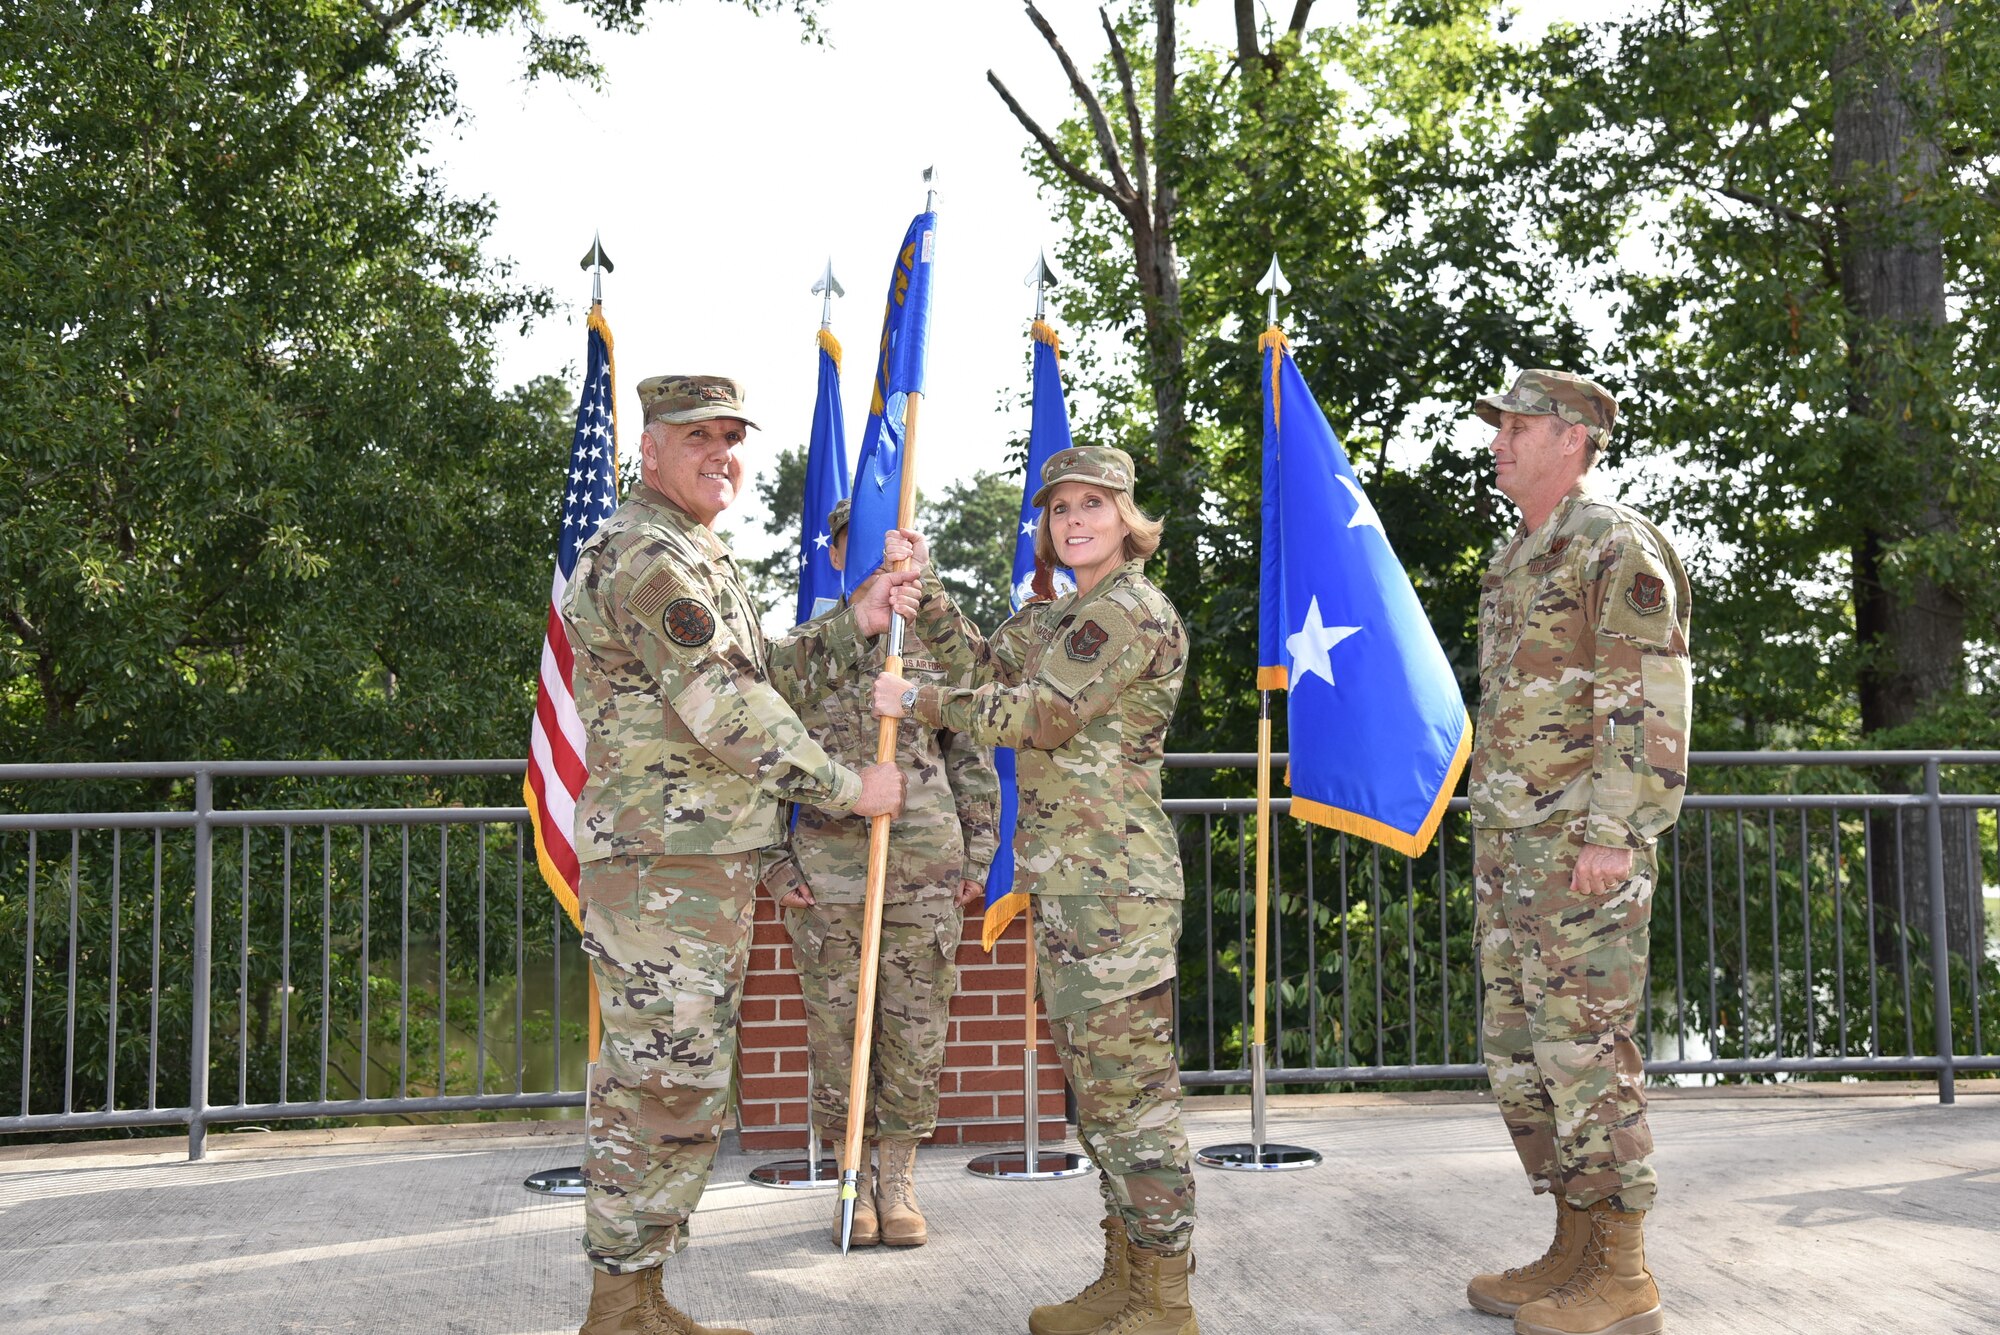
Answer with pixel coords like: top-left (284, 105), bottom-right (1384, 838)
top-left (1583, 527), bottom-right (1692, 849)
top-left (940, 725), bottom-right (1000, 882)
top-left (765, 602), bottom-right (871, 705)
top-left (910, 564), bottom-right (1033, 687)
top-left (912, 601), bottom-right (1152, 752)
top-left (622, 559), bottom-right (865, 813)
top-left (758, 840), bottom-right (813, 902)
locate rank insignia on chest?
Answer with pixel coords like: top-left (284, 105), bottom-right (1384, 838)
top-left (1625, 572), bottom-right (1667, 615)
top-left (1066, 619), bottom-right (1110, 662)
top-left (1527, 535), bottom-right (1572, 575)
top-left (662, 598), bottom-right (717, 647)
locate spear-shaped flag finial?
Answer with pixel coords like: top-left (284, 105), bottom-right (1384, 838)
top-left (1024, 249), bottom-right (1060, 322)
top-left (1258, 252), bottom-right (1290, 329)
top-left (812, 256), bottom-right (844, 331)
top-left (579, 232), bottom-right (615, 306)
top-left (923, 164), bottom-right (939, 212)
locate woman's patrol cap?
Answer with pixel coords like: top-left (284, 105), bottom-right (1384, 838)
top-left (1031, 445), bottom-right (1137, 507)
top-left (636, 374), bottom-right (761, 430)
top-left (826, 497), bottom-right (851, 541)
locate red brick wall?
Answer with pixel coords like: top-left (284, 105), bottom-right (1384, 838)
top-left (737, 887), bottom-right (1067, 1150)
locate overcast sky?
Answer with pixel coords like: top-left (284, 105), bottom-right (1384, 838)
top-left (434, 1), bottom-right (1595, 564)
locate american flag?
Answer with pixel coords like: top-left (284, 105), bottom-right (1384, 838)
top-left (526, 307), bottom-right (619, 929)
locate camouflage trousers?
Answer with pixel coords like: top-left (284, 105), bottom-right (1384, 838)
top-left (1475, 815), bottom-right (1658, 1212)
top-left (578, 852), bottom-right (758, 1273)
top-left (785, 891), bottom-right (961, 1139)
top-left (1036, 893), bottom-right (1196, 1254)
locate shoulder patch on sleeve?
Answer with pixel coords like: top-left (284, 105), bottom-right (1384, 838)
top-left (661, 597), bottom-right (717, 648)
top-left (1601, 535), bottom-right (1678, 648)
top-left (1042, 603), bottom-right (1140, 697)
top-left (629, 565), bottom-right (690, 620)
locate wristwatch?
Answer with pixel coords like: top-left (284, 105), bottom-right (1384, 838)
top-left (900, 685), bottom-right (920, 714)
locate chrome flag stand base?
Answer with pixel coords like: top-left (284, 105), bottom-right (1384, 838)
top-left (524, 1060), bottom-right (591, 1196)
top-left (522, 1166), bottom-right (587, 1196)
top-left (966, 1045), bottom-right (1091, 1181)
top-left (750, 1096), bottom-right (840, 1189)
top-left (1195, 1043), bottom-right (1322, 1173)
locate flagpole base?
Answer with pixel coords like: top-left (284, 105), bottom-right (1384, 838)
top-left (964, 1044), bottom-right (1092, 1181)
top-left (748, 1157), bottom-right (842, 1189)
top-left (1192, 1143), bottom-right (1322, 1172)
top-left (1195, 1042), bottom-right (1321, 1172)
top-left (965, 1149), bottom-right (1093, 1180)
top-left (523, 1166), bottom-right (587, 1196)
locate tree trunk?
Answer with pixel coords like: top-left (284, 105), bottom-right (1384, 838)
top-left (1832, 3), bottom-right (1970, 964)
top-left (1835, 1), bottom-right (1962, 737)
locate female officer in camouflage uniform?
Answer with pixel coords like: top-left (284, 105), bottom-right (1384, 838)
top-left (761, 498), bottom-right (1000, 1251)
top-left (872, 445), bottom-right (1199, 1335)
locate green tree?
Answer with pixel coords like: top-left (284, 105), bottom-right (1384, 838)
top-left (1514, 0), bottom-right (2000, 751)
top-left (989, 1), bottom-right (1572, 764)
top-left (921, 470), bottom-right (1022, 634)
top-left (0, 0), bottom-right (823, 1135)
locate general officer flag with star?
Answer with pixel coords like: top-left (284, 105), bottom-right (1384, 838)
top-left (796, 326), bottom-right (851, 625)
top-left (844, 210), bottom-right (938, 589)
top-left (1258, 328), bottom-right (1469, 856)
top-left (978, 317), bottom-right (1079, 950)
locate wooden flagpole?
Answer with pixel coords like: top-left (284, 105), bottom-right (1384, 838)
top-left (838, 387), bottom-right (925, 1252)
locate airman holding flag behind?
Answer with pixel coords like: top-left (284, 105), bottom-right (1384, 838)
top-left (1465, 370), bottom-right (1691, 1335)
top-left (562, 373), bottom-right (914, 1335)
top-left (760, 495), bottom-right (1000, 1250)
top-left (873, 443), bottom-right (1201, 1335)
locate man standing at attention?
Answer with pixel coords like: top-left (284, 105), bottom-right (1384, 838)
top-left (1464, 371), bottom-right (1692, 1335)
top-left (563, 375), bottom-right (909, 1335)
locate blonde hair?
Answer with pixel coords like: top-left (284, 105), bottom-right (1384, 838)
top-left (1033, 487), bottom-right (1163, 573)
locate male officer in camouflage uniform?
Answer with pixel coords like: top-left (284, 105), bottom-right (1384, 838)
top-left (1464, 371), bottom-right (1692, 1335)
top-left (562, 375), bottom-right (910, 1335)
top-left (760, 496), bottom-right (1000, 1249)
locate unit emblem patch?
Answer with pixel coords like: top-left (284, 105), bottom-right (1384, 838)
top-left (1624, 572), bottom-right (1666, 616)
top-left (1066, 620), bottom-right (1110, 662)
top-left (662, 598), bottom-right (717, 647)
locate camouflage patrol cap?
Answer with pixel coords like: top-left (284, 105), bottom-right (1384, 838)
top-left (1474, 369), bottom-right (1617, 445)
top-left (636, 374), bottom-right (761, 430)
top-left (826, 497), bottom-right (851, 541)
top-left (1031, 445), bottom-right (1137, 507)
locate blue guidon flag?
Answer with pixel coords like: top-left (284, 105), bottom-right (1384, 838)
top-left (796, 326), bottom-right (851, 625)
top-left (1257, 327), bottom-right (1469, 856)
top-left (980, 318), bottom-right (1079, 950)
top-left (844, 210), bottom-right (938, 589)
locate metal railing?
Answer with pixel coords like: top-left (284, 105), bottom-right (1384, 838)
top-left (1165, 751), bottom-right (1999, 1105)
top-left (3, 753), bottom-right (1996, 1159)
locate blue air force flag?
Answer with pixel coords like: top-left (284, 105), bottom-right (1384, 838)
top-left (980, 319), bottom-right (1080, 950)
top-left (1257, 328), bottom-right (1469, 856)
top-left (797, 327), bottom-right (851, 625)
top-left (845, 211), bottom-right (938, 589)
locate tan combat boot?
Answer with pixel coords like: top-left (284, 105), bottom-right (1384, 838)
top-left (874, 1136), bottom-right (928, 1247)
top-left (580, 1267), bottom-right (650, 1335)
top-left (640, 1265), bottom-right (755, 1335)
top-left (1092, 1242), bottom-right (1198, 1335)
top-left (1466, 1197), bottom-right (1590, 1317)
top-left (1028, 1216), bottom-right (1129, 1335)
top-left (828, 1156), bottom-right (879, 1248)
top-left (1511, 1202), bottom-right (1662, 1335)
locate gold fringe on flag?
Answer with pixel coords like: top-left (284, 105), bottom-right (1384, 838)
top-left (1284, 726), bottom-right (1471, 858)
top-left (817, 324), bottom-right (843, 369)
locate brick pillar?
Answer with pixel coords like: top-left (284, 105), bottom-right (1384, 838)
top-left (736, 889), bottom-right (1065, 1152)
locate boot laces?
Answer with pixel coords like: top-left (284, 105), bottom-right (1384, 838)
top-left (1502, 1210), bottom-right (1577, 1280)
top-left (1099, 1254), bottom-right (1164, 1335)
top-left (1543, 1213), bottom-right (1615, 1307)
top-left (1073, 1229), bottom-right (1125, 1302)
